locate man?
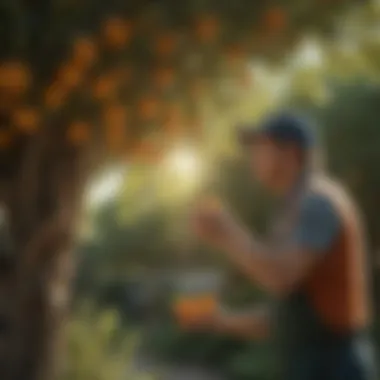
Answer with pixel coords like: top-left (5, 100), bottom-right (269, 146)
top-left (190, 113), bottom-right (376, 380)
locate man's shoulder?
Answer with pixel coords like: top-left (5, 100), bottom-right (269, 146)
top-left (300, 176), bottom-right (338, 209)
top-left (304, 175), bottom-right (362, 223)
top-left (292, 176), bottom-right (343, 252)
top-left (305, 175), bottom-right (349, 204)
top-left (298, 181), bottom-right (340, 225)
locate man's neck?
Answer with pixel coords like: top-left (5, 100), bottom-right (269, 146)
top-left (274, 167), bottom-right (306, 198)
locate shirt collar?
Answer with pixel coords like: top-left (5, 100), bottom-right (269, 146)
top-left (283, 170), bottom-right (310, 206)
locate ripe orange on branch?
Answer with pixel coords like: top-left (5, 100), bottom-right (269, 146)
top-left (13, 107), bottom-right (40, 134)
top-left (92, 74), bottom-right (118, 101)
top-left (195, 14), bottom-right (220, 43)
top-left (66, 121), bottom-right (91, 146)
top-left (57, 63), bottom-right (84, 89)
top-left (138, 96), bottom-right (159, 121)
top-left (154, 67), bottom-right (176, 89)
top-left (103, 104), bottom-right (128, 126)
top-left (102, 17), bottom-right (133, 49)
top-left (0, 61), bottom-right (31, 96)
top-left (262, 7), bottom-right (288, 33)
top-left (154, 32), bottom-right (178, 57)
top-left (45, 84), bottom-right (68, 110)
top-left (71, 36), bottom-right (98, 69)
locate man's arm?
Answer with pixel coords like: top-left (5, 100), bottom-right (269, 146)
top-left (222, 194), bottom-right (341, 296)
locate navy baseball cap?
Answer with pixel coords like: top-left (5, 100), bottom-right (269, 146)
top-left (238, 112), bottom-right (316, 151)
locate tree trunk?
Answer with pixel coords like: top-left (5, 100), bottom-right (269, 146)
top-left (0, 131), bottom-right (93, 380)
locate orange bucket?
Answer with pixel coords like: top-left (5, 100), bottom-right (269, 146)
top-left (171, 272), bottom-right (223, 327)
top-left (173, 293), bottom-right (218, 326)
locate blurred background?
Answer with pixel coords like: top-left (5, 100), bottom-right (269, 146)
top-left (1, 0), bottom-right (380, 379)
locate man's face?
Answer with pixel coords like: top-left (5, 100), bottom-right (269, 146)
top-left (247, 137), bottom-right (288, 190)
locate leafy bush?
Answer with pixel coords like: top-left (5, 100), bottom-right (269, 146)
top-left (225, 343), bottom-right (278, 380)
top-left (61, 304), bottom-right (156, 380)
top-left (148, 320), bottom-right (243, 365)
top-left (147, 318), bottom-right (281, 380)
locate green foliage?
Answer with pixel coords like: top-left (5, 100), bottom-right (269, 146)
top-left (320, 82), bottom-right (380, 247)
top-left (225, 343), bottom-right (278, 380)
top-left (147, 320), bottom-right (244, 366)
top-left (147, 318), bottom-right (280, 380)
top-left (61, 305), bottom-right (156, 380)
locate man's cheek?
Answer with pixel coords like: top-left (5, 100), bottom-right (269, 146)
top-left (251, 163), bottom-right (264, 180)
top-left (255, 166), bottom-right (270, 183)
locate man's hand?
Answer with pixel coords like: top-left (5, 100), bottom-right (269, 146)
top-left (192, 197), bottom-right (239, 250)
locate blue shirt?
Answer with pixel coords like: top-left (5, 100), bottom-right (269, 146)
top-left (293, 192), bottom-right (341, 253)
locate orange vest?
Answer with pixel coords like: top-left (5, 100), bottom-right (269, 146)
top-left (304, 178), bottom-right (371, 333)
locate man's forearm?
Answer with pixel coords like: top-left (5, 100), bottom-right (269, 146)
top-left (222, 221), bottom-right (317, 295)
top-left (222, 223), bottom-right (291, 295)
top-left (214, 307), bottom-right (270, 340)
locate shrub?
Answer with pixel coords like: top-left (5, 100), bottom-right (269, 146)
top-left (61, 304), bottom-right (156, 380)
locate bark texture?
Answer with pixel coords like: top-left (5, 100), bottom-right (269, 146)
top-left (0, 130), bottom-right (93, 380)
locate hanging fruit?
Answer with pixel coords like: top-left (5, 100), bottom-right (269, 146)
top-left (57, 63), bottom-right (83, 90)
top-left (103, 104), bottom-right (128, 127)
top-left (66, 121), bottom-right (90, 146)
top-left (92, 74), bottom-right (118, 102)
top-left (0, 61), bottom-right (31, 97)
top-left (262, 7), bottom-right (288, 34)
top-left (71, 36), bottom-right (98, 69)
top-left (154, 32), bottom-right (178, 57)
top-left (102, 17), bottom-right (133, 50)
top-left (138, 96), bottom-right (159, 121)
top-left (13, 106), bottom-right (40, 134)
top-left (195, 14), bottom-right (220, 43)
top-left (154, 66), bottom-right (176, 90)
top-left (45, 83), bottom-right (68, 110)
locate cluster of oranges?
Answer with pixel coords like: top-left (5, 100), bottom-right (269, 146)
top-left (0, 6), bottom-right (290, 161)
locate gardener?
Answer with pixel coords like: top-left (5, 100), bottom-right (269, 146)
top-left (190, 112), bottom-right (377, 380)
